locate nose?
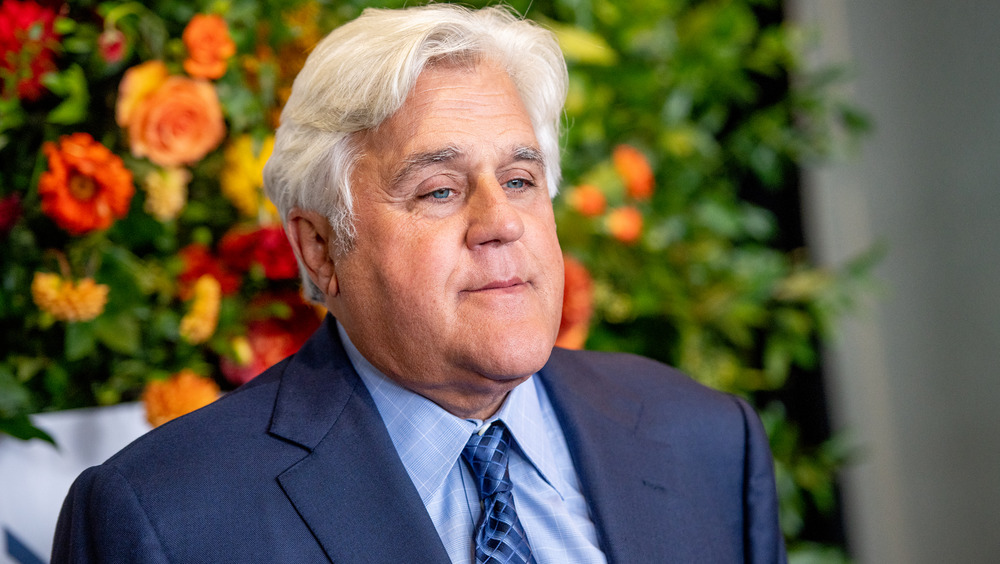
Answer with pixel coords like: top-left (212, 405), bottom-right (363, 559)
top-left (465, 174), bottom-right (525, 248)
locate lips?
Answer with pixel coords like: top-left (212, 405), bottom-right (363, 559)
top-left (468, 277), bottom-right (527, 292)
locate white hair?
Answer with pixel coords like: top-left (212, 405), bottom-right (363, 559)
top-left (262, 4), bottom-right (568, 302)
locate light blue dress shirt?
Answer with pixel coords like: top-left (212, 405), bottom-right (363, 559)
top-left (337, 323), bottom-right (607, 564)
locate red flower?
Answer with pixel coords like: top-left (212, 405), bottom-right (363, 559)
top-left (555, 255), bottom-right (594, 349)
top-left (0, 0), bottom-right (60, 101)
top-left (0, 193), bottom-right (22, 235)
top-left (38, 133), bottom-right (134, 235)
top-left (219, 224), bottom-right (298, 280)
top-left (221, 291), bottom-right (322, 385)
top-left (253, 225), bottom-right (298, 280)
top-left (218, 227), bottom-right (257, 272)
top-left (178, 244), bottom-right (241, 297)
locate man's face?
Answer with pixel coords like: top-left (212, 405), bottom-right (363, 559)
top-left (328, 60), bottom-right (564, 418)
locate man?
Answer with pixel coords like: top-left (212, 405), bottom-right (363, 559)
top-left (53, 5), bottom-right (785, 563)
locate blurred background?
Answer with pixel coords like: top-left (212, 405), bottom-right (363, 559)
top-left (793, 1), bottom-right (1000, 562)
top-left (2, 0), bottom-right (998, 563)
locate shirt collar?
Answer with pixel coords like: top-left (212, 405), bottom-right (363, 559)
top-left (336, 322), bottom-right (565, 502)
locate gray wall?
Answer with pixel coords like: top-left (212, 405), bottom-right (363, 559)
top-left (790, 2), bottom-right (1000, 562)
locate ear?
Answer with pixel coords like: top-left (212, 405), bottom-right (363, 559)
top-left (286, 208), bottom-right (339, 297)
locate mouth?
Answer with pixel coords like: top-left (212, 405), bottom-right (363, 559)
top-left (467, 277), bottom-right (528, 293)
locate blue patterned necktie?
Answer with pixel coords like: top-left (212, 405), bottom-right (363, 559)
top-left (462, 421), bottom-right (536, 564)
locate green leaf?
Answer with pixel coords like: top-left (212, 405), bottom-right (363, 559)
top-left (65, 321), bottom-right (98, 361)
top-left (0, 367), bottom-right (32, 417)
top-left (44, 363), bottom-right (70, 402)
top-left (94, 313), bottom-right (142, 355)
top-left (43, 65), bottom-right (91, 126)
top-left (53, 15), bottom-right (76, 35)
top-left (13, 356), bottom-right (48, 382)
top-left (0, 97), bottom-right (26, 137)
top-left (0, 414), bottom-right (56, 444)
top-left (550, 23), bottom-right (619, 65)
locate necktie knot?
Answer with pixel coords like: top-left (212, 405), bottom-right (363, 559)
top-left (462, 422), bottom-right (514, 498)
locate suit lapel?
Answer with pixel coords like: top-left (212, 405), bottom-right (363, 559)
top-left (538, 348), bottom-right (685, 563)
top-left (268, 317), bottom-right (450, 563)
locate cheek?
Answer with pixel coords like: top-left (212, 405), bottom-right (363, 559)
top-left (376, 222), bottom-right (463, 302)
top-left (527, 210), bottom-right (563, 272)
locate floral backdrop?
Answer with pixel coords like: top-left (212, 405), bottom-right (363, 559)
top-left (0, 0), bottom-right (870, 560)
top-left (1, 0), bottom-right (331, 437)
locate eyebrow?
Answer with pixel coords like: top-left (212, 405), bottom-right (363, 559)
top-left (390, 146), bottom-right (462, 188)
top-left (512, 146), bottom-right (546, 170)
top-left (389, 144), bottom-right (547, 189)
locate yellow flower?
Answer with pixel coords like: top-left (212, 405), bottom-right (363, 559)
top-left (31, 272), bottom-right (109, 322)
top-left (179, 274), bottom-right (221, 344)
top-left (221, 135), bottom-right (275, 218)
top-left (143, 166), bottom-right (191, 221)
top-left (142, 369), bottom-right (220, 427)
top-left (229, 336), bottom-right (254, 366)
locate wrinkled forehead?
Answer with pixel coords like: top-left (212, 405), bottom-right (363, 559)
top-left (363, 58), bottom-right (530, 144)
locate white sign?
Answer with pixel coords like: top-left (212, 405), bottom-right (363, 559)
top-left (0, 404), bottom-right (150, 564)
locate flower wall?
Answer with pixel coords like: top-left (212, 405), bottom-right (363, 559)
top-left (0, 0), bottom-right (871, 559)
top-left (1, 0), bottom-right (328, 435)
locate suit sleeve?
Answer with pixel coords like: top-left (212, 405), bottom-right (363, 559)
top-left (51, 465), bottom-right (171, 564)
top-left (734, 396), bottom-right (788, 564)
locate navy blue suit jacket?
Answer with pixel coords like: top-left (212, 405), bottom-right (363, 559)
top-left (52, 317), bottom-right (786, 563)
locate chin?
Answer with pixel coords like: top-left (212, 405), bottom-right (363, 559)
top-left (468, 329), bottom-right (556, 380)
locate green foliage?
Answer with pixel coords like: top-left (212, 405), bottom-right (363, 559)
top-left (507, 0), bottom-right (871, 557)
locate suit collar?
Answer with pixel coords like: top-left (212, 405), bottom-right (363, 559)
top-left (538, 347), bottom-right (679, 563)
top-left (269, 316), bottom-right (450, 563)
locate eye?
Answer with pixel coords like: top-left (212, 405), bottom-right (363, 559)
top-left (426, 188), bottom-right (453, 199)
top-left (503, 178), bottom-right (530, 190)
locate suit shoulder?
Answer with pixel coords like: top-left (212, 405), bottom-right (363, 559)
top-left (549, 347), bottom-right (721, 396)
top-left (101, 357), bottom-right (291, 474)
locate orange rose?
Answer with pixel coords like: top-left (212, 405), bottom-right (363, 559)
top-left (182, 14), bottom-right (236, 80)
top-left (612, 144), bottom-right (654, 201)
top-left (38, 132), bottom-right (134, 234)
top-left (566, 184), bottom-right (607, 217)
top-left (126, 76), bottom-right (226, 167)
top-left (116, 60), bottom-right (169, 128)
top-left (607, 206), bottom-right (643, 245)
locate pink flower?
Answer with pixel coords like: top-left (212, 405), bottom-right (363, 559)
top-left (97, 28), bottom-right (126, 64)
